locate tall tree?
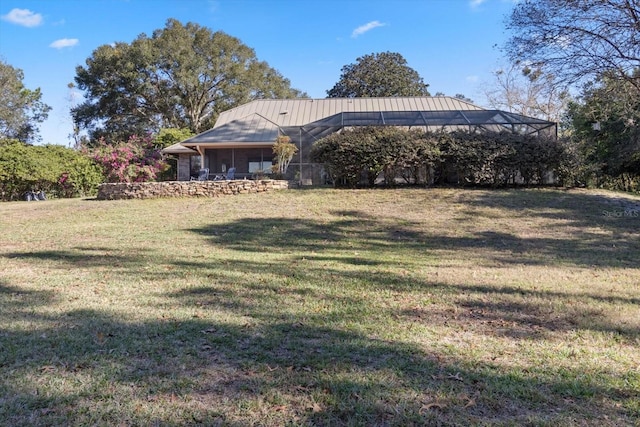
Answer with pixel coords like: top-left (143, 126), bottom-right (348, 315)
top-left (327, 52), bottom-right (430, 98)
top-left (73, 19), bottom-right (305, 142)
top-left (505, 0), bottom-right (640, 92)
top-left (567, 71), bottom-right (640, 180)
top-left (483, 62), bottom-right (569, 124)
top-left (0, 60), bottom-right (51, 143)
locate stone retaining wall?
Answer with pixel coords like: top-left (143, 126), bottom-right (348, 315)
top-left (97, 180), bottom-right (290, 200)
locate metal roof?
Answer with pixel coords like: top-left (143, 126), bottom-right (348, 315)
top-left (213, 96), bottom-right (483, 128)
top-left (182, 113), bottom-right (280, 148)
top-left (178, 97), bottom-right (556, 147)
top-left (161, 141), bottom-right (197, 154)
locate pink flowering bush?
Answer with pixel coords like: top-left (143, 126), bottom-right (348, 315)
top-left (87, 135), bottom-right (168, 183)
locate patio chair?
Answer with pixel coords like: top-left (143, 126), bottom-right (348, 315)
top-left (191, 168), bottom-right (209, 181)
top-left (226, 167), bottom-right (236, 180)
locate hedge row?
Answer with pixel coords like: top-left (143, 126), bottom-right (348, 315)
top-left (310, 127), bottom-right (580, 187)
top-left (0, 140), bottom-right (103, 201)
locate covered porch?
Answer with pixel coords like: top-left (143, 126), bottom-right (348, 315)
top-left (191, 144), bottom-right (275, 180)
top-left (165, 113), bottom-right (283, 181)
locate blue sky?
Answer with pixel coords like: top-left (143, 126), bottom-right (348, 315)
top-left (0, 0), bottom-right (517, 146)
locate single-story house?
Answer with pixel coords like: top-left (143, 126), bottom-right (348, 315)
top-left (162, 96), bottom-right (557, 184)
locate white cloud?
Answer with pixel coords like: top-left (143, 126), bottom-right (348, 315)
top-left (50, 38), bottom-right (79, 49)
top-left (1, 8), bottom-right (43, 27)
top-left (351, 20), bottom-right (386, 38)
top-left (466, 75), bottom-right (479, 83)
top-left (470, 0), bottom-right (487, 8)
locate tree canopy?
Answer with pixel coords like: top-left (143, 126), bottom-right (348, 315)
top-left (0, 60), bottom-right (51, 143)
top-left (567, 72), bottom-right (640, 181)
top-left (505, 0), bottom-right (640, 92)
top-left (73, 19), bottom-right (306, 142)
top-left (505, 0), bottom-right (640, 189)
top-left (326, 52), bottom-right (430, 98)
top-left (272, 135), bottom-right (298, 177)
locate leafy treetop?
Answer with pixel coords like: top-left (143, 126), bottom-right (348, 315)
top-left (326, 52), bottom-right (430, 98)
top-left (73, 19), bottom-right (306, 143)
top-left (0, 60), bottom-right (51, 143)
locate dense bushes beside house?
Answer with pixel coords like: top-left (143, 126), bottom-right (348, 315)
top-left (310, 127), bottom-right (581, 188)
top-left (0, 134), bottom-right (170, 201)
top-left (0, 139), bottom-right (103, 201)
top-left (86, 135), bottom-right (167, 183)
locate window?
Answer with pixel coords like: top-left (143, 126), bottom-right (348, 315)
top-left (248, 159), bottom-right (273, 174)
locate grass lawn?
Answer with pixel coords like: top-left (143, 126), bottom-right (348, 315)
top-left (1, 187), bottom-right (639, 426)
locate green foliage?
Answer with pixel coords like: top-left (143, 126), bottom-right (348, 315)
top-left (0, 139), bottom-right (103, 201)
top-left (326, 52), bottom-right (430, 98)
top-left (0, 60), bottom-right (51, 143)
top-left (311, 128), bottom-right (577, 188)
top-left (310, 127), bottom-right (440, 187)
top-left (153, 128), bottom-right (195, 149)
top-left (86, 135), bottom-right (168, 183)
top-left (58, 157), bottom-right (105, 198)
top-left (505, 0), bottom-right (640, 193)
top-left (439, 131), bottom-right (564, 186)
top-left (73, 19), bottom-right (306, 142)
top-left (311, 127), bottom-right (374, 187)
top-left (271, 135), bottom-right (298, 177)
top-left (566, 72), bottom-right (640, 191)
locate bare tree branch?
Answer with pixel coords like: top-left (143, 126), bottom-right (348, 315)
top-left (505, 0), bottom-right (640, 91)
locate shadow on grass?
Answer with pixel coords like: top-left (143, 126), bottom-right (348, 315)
top-left (0, 251), bottom-right (637, 424)
top-left (0, 283), bottom-right (56, 323)
top-left (171, 257), bottom-right (640, 342)
top-left (5, 190), bottom-right (638, 270)
top-left (2, 189), bottom-right (639, 424)
top-left (0, 246), bottom-right (174, 281)
top-left (452, 282), bottom-right (640, 307)
top-left (188, 204), bottom-right (639, 268)
top-left (456, 188), bottom-right (640, 231)
top-left (2, 248), bottom-right (131, 266)
top-left (2, 241), bottom-right (637, 343)
top-left (1, 297), bottom-right (636, 426)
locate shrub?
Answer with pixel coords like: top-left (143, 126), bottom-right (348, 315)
top-left (310, 129), bottom-right (366, 187)
top-left (86, 135), bottom-right (168, 183)
top-left (272, 135), bottom-right (298, 178)
top-left (310, 127), bottom-right (441, 187)
top-left (0, 139), bottom-right (103, 201)
top-left (311, 127), bottom-right (577, 188)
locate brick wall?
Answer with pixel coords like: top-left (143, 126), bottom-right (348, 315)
top-left (97, 180), bottom-right (290, 200)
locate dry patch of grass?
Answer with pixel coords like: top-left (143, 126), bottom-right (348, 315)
top-left (1, 188), bottom-right (639, 426)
